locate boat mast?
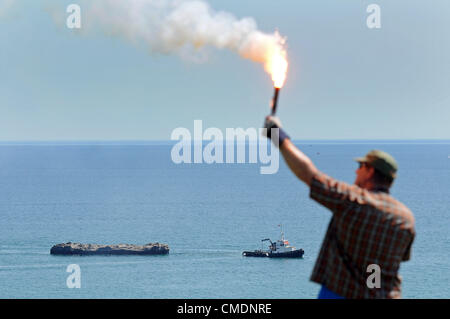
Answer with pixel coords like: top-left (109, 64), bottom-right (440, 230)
top-left (279, 224), bottom-right (284, 241)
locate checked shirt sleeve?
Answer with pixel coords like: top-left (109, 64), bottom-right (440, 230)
top-left (309, 172), bottom-right (363, 214)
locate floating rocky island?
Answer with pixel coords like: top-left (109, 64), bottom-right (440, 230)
top-left (50, 242), bottom-right (169, 256)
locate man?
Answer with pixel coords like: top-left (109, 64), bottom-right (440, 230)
top-left (263, 116), bottom-right (415, 299)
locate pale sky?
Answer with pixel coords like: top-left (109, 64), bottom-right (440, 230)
top-left (1, 0), bottom-right (449, 141)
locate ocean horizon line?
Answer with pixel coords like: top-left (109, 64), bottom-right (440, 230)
top-left (0, 139), bottom-right (450, 145)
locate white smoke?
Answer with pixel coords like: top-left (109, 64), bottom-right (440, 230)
top-left (80, 0), bottom-right (286, 71)
top-left (2, 0), bottom-right (287, 79)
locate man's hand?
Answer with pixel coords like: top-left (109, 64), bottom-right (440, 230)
top-left (263, 116), bottom-right (290, 146)
top-left (263, 116), bottom-right (283, 134)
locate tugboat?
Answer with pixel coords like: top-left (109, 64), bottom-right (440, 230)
top-left (242, 226), bottom-right (304, 258)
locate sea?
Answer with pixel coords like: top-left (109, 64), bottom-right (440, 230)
top-left (0, 141), bottom-right (449, 298)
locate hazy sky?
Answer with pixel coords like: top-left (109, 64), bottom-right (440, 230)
top-left (1, 0), bottom-right (449, 141)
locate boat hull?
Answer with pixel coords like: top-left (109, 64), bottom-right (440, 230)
top-left (242, 249), bottom-right (304, 258)
top-left (268, 249), bottom-right (304, 258)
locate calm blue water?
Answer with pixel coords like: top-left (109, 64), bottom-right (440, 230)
top-left (0, 142), bottom-right (449, 298)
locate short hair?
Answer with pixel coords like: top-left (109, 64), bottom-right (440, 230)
top-left (372, 167), bottom-right (394, 188)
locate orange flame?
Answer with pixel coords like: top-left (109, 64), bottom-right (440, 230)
top-left (266, 46), bottom-right (288, 89)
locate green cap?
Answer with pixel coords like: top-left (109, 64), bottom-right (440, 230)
top-left (354, 150), bottom-right (398, 179)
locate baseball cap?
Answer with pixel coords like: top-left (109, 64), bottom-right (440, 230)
top-left (354, 150), bottom-right (398, 179)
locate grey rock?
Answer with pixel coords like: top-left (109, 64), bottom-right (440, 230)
top-left (50, 242), bottom-right (169, 255)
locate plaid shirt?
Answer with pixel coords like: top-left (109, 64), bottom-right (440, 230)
top-left (309, 172), bottom-right (415, 299)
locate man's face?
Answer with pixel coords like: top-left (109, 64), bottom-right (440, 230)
top-left (354, 162), bottom-right (374, 187)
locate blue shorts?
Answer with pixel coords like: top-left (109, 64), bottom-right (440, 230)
top-left (318, 285), bottom-right (345, 299)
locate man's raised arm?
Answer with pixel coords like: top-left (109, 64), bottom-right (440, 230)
top-left (264, 116), bottom-right (318, 186)
top-left (280, 139), bottom-right (318, 186)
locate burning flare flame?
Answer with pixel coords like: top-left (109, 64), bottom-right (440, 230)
top-left (266, 45), bottom-right (288, 89)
